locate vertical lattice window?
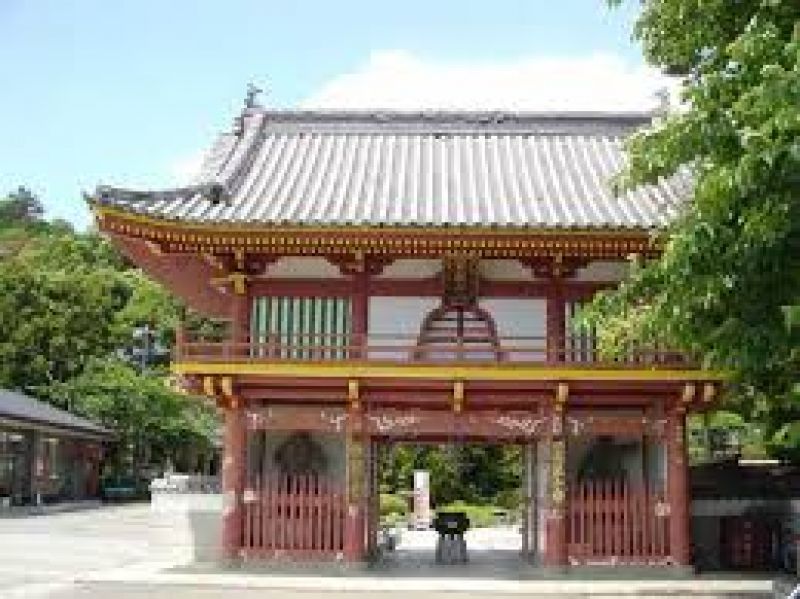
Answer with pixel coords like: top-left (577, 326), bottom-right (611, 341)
top-left (251, 297), bottom-right (351, 359)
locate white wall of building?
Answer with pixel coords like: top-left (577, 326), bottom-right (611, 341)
top-left (573, 260), bottom-right (629, 282)
top-left (480, 298), bottom-right (546, 360)
top-left (264, 257), bottom-right (345, 278)
top-left (480, 259), bottom-right (537, 281)
top-left (376, 259), bottom-right (441, 279)
top-left (368, 296), bottom-right (440, 359)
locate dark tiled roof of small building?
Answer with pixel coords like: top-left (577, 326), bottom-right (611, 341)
top-left (0, 389), bottom-right (112, 438)
top-left (93, 109), bottom-right (692, 230)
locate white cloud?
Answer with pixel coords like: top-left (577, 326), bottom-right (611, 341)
top-left (167, 149), bottom-right (206, 185)
top-left (302, 50), bottom-right (679, 112)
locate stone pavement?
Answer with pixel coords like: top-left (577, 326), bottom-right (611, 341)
top-left (0, 503), bottom-right (786, 598)
top-left (0, 502), bottom-right (184, 598)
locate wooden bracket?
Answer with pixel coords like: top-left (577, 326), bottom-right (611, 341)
top-left (210, 272), bottom-right (248, 294)
top-left (143, 240), bottom-right (163, 255)
top-left (234, 249), bottom-right (245, 271)
top-left (202, 253), bottom-right (225, 271)
top-left (328, 252), bottom-right (393, 276)
top-left (347, 379), bottom-right (360, 411)
top-left (202, 376), bottom-right (216, 397)
top-left (220, 376), bottom-right (234, 398)
top-left (681, 383), bottom-right (697, 404)
top-left (453, 380), bottom-right (465, 413)
top-left (229, 272), bottom-right (247, 295)
top-left (555, 382), bottom-right (569, 412)
top-left (702, 382), bottom-right (718, 404)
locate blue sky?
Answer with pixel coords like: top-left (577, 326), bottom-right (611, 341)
top-left (0, 0), bottom-right (659, 229)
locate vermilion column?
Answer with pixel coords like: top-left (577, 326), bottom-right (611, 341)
top-left (221, 397), bottom-right (246, 561)
top-left (667, 407), bottom-right (691, 566)
top-left (542, 400), bottom-right (568, 567)
top-left (351, 268), bottom-right (369, 358)
top-left (546, 278), bottom-right (566, 363)
top-left (344, 405), bottom-right (366, 561)
top-left (230, 285), bottom-right (250, 348)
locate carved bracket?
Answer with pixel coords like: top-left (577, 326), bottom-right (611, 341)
top-left (519, 255), bottom-right (589, 279)
top-left (327, 252), bottom-right (393, 276)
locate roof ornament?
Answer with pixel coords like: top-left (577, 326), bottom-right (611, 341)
top-left (244, 82), bottom-right (263, 110)
top-left (233, 82), bottom-right (265, 137)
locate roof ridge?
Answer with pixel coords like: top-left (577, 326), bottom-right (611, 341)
top-left (245, 108), bottom-right (654, 124)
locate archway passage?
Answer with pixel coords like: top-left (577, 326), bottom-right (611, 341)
top-left (367, 438), bottom-right (531, 575)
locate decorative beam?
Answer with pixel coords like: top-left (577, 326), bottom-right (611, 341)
top-left (220, 376), bottom-right (234, 398)
top-left (348, 379), bottom-right (360, 411)
top-left (95, 207), bottom-right (662, 261)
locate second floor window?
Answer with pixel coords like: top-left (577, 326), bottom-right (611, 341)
top-left (251, 296), bottom-right (352, 359)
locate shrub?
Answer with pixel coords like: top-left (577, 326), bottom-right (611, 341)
top-left (380, 493), bottom-right (407, 517)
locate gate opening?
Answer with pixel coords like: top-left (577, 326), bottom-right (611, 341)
top-left (369, 439), bottom-right (530, 573)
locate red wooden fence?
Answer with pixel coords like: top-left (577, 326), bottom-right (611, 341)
top-left (567, 479), bottom-right (671, 565)
top-left (242, 473), bottom-right (346, 558)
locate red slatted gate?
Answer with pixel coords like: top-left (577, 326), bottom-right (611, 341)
top-left (568, 479), bottom-right (671, 565)
top-left (242, 473), bottom-right (346, 558)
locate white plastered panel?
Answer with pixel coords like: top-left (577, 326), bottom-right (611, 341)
top-left (574, 260), bottom-right (630, 282)
top-left (480, 259), bottom-right (537, 281)
top-left (376, 259), bottom-right (441, 279)
top-left (480, 298), bottom-right (546, 361)
top-left (265, 257), bottom-right (345, 278)
top-left (368, 296), bottom-right (440, 359)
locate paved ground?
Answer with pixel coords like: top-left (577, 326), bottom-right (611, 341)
top-left (0, 503), bottom-right (783, 598)
top-left (0, 503), bottom-right (181, 598)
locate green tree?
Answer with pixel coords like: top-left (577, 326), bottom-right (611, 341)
top-left (45, 359), bottom-right (218, 479)
top-left (588, 2), bottom-right (800, 454)
top-left (0, 186), bottom-right (44, 225)
top-left (0, 260), bottom-right (129, 395)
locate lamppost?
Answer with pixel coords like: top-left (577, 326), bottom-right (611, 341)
top-left (123, 324), bottom-right (170, 371)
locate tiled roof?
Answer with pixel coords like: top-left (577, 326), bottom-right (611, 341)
top-left (94, 110), bottom-right (691, 230)
top-left (0, 389), bottom-right (112, 438)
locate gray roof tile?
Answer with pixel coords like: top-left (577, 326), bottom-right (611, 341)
top-left (94, 110), bottom-right (692, 230)
top-left (0, 389), bottom-right (112, 438)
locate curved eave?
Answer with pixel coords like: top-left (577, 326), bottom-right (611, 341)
top-left (91, 203), bottom-right (664, 260)
top-left (90, 202), bottom-right (665, 237)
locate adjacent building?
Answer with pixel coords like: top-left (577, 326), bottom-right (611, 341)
top-left (89, 105), bottom-right (722, 568)
top-left (0, 389), bottom-right (110, 508)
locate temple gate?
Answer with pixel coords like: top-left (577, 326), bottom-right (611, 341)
top-left (89, 105), bottom-right (720, 569)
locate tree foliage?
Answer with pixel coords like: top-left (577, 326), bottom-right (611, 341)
top-left (379, 444), bottom-right (522, 507)
top-left (45, 359), bottom-right (218, 477)
top-left (0, 187), bottom-right (220, 476)
top-left (590, 2), bottom-right (800, 453)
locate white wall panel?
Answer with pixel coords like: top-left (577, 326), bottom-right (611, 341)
top-left (376, 259), bottom-right (441, 279)
top-left (480, 298), bottom-right (546, 361)
top-left (265, 257), bottom-right (344, 278)
top-left (368, 296), bottom-right (440, 360)
top-left (480, 259), bottom-right (537, 281)
top-left (574, 260), bottom-right (629, 282)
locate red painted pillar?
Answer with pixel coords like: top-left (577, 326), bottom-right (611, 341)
top-left (351, 268), bottom-right (369, 359)
top-left (222, 397), bottom-right (246, 561)
top-left (542, 398), bottom-right (568, 568)
top-left (667, 407), bottom-right (691, 566)
top-left (230, 284), bottom-right (250, 354)
top-left (344, 405), bottom-right (366, 561)
top-left (546, 278), bottom-right (566, 363)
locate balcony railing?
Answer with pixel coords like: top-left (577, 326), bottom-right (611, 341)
top-left (175, 332), bottom-right (694, 369)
